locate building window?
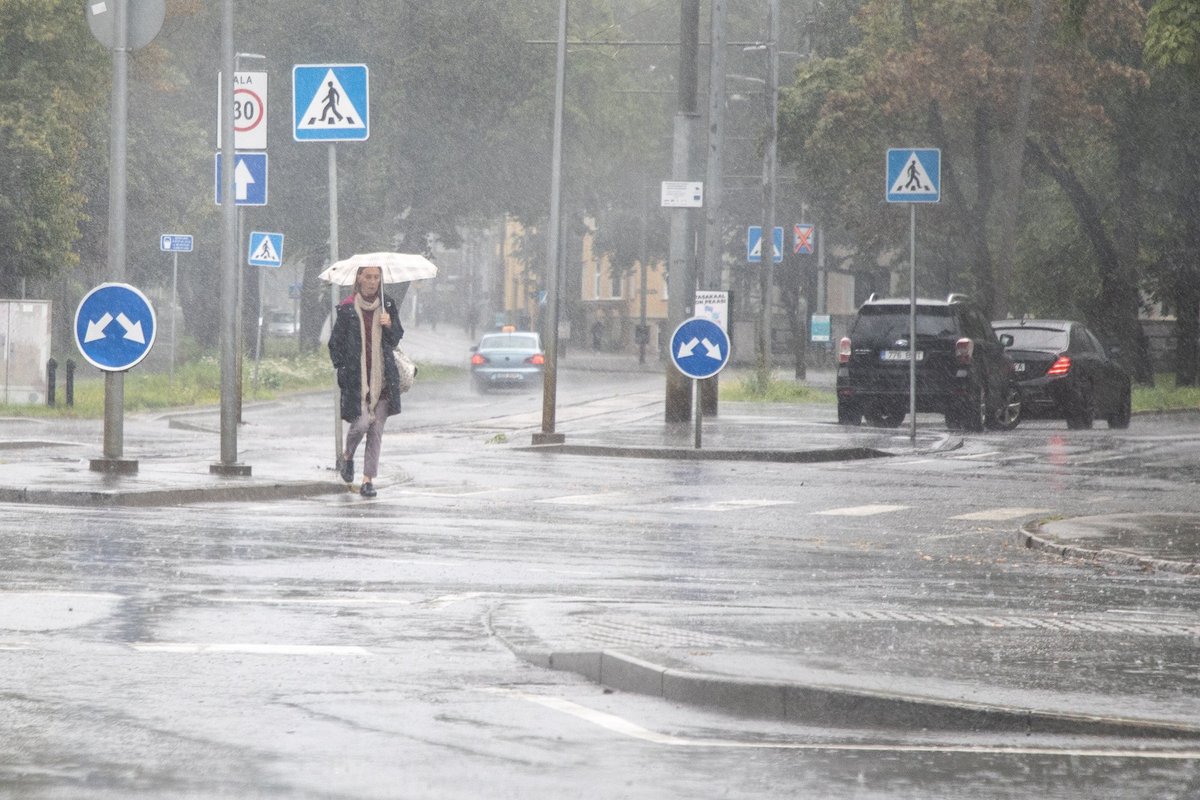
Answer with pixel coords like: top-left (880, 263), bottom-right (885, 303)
top-left (609, 267), bottom-right (622, 299)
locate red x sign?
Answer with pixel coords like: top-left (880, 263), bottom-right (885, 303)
top-left (794, 224), bottom-right (815, 255)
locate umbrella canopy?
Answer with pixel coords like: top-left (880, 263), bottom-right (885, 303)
top-left (318, 252), bottom-right (438, 285)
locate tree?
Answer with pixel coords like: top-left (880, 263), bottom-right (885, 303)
top-left (0, 0), bottom-right (108, 296)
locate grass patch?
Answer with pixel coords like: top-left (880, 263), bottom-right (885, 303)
top-left (0, 351), bottom-right (463, 418)
top-left (1133, 375), bottom-right (1200, 413)
top-left (718, 371), bottom-right (835, 404)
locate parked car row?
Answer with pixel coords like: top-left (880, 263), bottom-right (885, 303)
top-left (835, 294), bottom-right (1132, 431)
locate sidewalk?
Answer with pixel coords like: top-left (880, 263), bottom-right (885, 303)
top-left (1, 331), bottom-right (1197, 739)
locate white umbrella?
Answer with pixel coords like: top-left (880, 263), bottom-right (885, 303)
top-left (318, 251), bottom-right (438, 285)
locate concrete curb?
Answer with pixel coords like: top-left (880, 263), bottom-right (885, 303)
top-left (0, 480), bottom-right (346, 508)
top-left (1019, 520), bottom-right (1200, 577)
top-left (519, 444), bottom-right (892, 463)
top-left (497, 634), bottom-right (1200, 738)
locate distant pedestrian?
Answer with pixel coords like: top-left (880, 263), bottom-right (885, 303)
top-left (328, 266), bottom-right (404, 497)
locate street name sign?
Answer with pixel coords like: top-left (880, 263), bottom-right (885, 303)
top-left (74, 283), bottom-right (157, 371)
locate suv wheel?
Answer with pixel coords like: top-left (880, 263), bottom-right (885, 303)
top-left (837, 398), bottom-right (862, 426)
top-left (947, 383), bottom-right (986, 432)
top-left (865, 403), bottom-right (905, 428)
top-left (987, 383), bottom-right (1022, 431)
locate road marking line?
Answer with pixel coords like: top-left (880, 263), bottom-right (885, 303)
top-left (536, 493), bottom-right (635, 506)
top-left (491, 690), bottom-right (1200, 759)
top-left (211, 596), bottom-right (415, 606)
top-left (672, 500), bottom-right (796, 512)
top-left (814, 504), bottom-right (909, 516)
top-left (951, 507), bottom-right (1051, 521)
top-left (130, 643), bottom-right (370, 655)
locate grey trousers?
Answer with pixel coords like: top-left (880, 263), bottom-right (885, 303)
top-left (345, 396), bottom-right (390, 479)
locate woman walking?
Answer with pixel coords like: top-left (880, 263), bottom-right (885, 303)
top-left (328, 265), bottom-right (404, 497)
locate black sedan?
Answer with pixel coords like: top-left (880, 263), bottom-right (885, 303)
top-left (991, 319), bottom-right (1132, 429)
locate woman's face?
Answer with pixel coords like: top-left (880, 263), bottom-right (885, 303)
top-left (358, 267), bottom-right (382, 298)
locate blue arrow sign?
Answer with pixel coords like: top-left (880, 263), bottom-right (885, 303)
top-left (74, 283), bottom-right (157, 372)
top-left (247, 231), bottom-right (284, 267)
top-left (214, 152), bottom-right (268, 206)
top-left (293, 64), bottom-right (369, 141)
top-left (747, 225), bottom-right (784, 263)
top-left (670, 317), bottom-right (731, 380)
top-left (160, 234), bottom-right (193, 253)
top-left (886, 148), bottom-right (940, 203)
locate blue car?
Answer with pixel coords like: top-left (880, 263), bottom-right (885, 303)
top-left (469, 331), bottom-right (545, 393)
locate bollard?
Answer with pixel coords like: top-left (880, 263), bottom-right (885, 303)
top-left (65, 359), bottom-right (76, 408)
top-left (47, 358), bottom-right (57, 407)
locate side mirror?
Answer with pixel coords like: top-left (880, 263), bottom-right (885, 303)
top-left (998, 333), bottom-right (1014, 347)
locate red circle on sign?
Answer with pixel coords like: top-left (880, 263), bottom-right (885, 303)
top-left (233, 88), bottom-right (264, 132)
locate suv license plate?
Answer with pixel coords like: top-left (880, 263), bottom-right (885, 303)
top-left (880, 350), bottom-right (923, 362)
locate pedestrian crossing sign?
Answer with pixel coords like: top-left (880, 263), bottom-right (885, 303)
top-left (886, 148), bottom-right (940, 203)
top-left (248, 231), bottom-right (284, 268)
top-left (293, 64), bottom-right (369, 141)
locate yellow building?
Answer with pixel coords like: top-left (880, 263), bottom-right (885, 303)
top-left (497, 216), bottom-right (669, 354)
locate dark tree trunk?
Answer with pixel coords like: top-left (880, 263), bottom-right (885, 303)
top-left (1025, 140), bottom-right (1154, 383)
top-left (1175, 276), bottom-right (1200, 387)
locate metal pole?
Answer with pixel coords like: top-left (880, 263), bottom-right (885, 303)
top-left (756, 0), bottom-right (779, 391)
top-left (329, 143), bottom-right (342, 467)
top-left (213, 0), bottom-right (243, 473)
top-left (170, 251), bottom-right (178, 380)
top-left (100, 0), bottom-right (128, 466)
top-left (909, 203), bottom-right (917, 444)
top-left (533, 0), bottom-right (568, 445)
top-left (253, 266), bottom-right (264, 385)
top-left (692, 378), bottom-right (702, 448)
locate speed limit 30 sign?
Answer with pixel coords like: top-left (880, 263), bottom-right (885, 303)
top-left (217, 71), bottom-right (268, 150)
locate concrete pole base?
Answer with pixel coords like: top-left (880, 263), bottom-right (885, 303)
top-left (209, 462), bottom-right (252, 477)
top-left (531, 432), bottom-right (566, 446)
top-left (89, 458), bottom-right (138, 475)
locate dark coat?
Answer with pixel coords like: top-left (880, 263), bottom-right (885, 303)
top-left (328, 293), bottom-right (404, 422)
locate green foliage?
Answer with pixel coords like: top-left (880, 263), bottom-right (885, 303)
top-left (719, 372), bottom-right (835, 404)
top-left (1133, 374), bottom-right (1200, 412)
top-left (0, 0), bottom-right (108, 290)
top-left (1145, 0), bottom-right (1200, 70)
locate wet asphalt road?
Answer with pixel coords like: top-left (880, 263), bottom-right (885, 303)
top-left (1, 371), bottom-right (1198, 798)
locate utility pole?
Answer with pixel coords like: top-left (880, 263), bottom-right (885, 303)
top-left (664, 0), bottom-right (702, 422)
top-left (755, 0), bottom-right (780, 392)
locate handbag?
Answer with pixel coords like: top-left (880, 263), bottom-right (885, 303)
top-left (394, 347), bottom-right (417, 394)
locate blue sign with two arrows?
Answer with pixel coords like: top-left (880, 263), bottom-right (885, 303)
top-left (670, 317), bottom-right (731, 380)
top-left (74, 283), bottom-right (157, 372)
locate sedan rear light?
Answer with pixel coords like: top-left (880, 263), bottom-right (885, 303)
top-left (955, 338), bottom-right (974, 366)
top-left (838, 337), bottom-right (852, 364)
top-left (527, 353), bottom-right (545, 366)
top-left (1047, 355), bottom-right (1072, 376)
top-left (470, 353), bottom-right (487, 366)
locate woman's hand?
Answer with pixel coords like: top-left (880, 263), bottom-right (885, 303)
top-left (379, 310), bottom-right (391, 328)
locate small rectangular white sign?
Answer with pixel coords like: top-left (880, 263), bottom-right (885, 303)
top-left (661, 181), bottom-right (703, 208)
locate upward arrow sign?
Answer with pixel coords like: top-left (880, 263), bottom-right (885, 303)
top-left (234, 159), bottom-right (255, 201)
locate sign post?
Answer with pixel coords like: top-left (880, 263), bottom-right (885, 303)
top-left (670, 317), bottom-right (731, 449)
top-left (886, 147), bottom-right (941, 444)
top-left (160, 234), bottom-right (193, 379)
top-left (293, 63), bottom-right (370, 470)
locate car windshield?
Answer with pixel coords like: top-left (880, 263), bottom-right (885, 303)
top-left (480, 334), bottom-right (539, 350)
top-left (995, 327), bottom-right (1068, 351)
top-left (852, 306), bottom-right (957, 340)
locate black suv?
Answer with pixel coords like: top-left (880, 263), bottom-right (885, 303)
top-left (836, 294), bottom-right (1020, 431)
